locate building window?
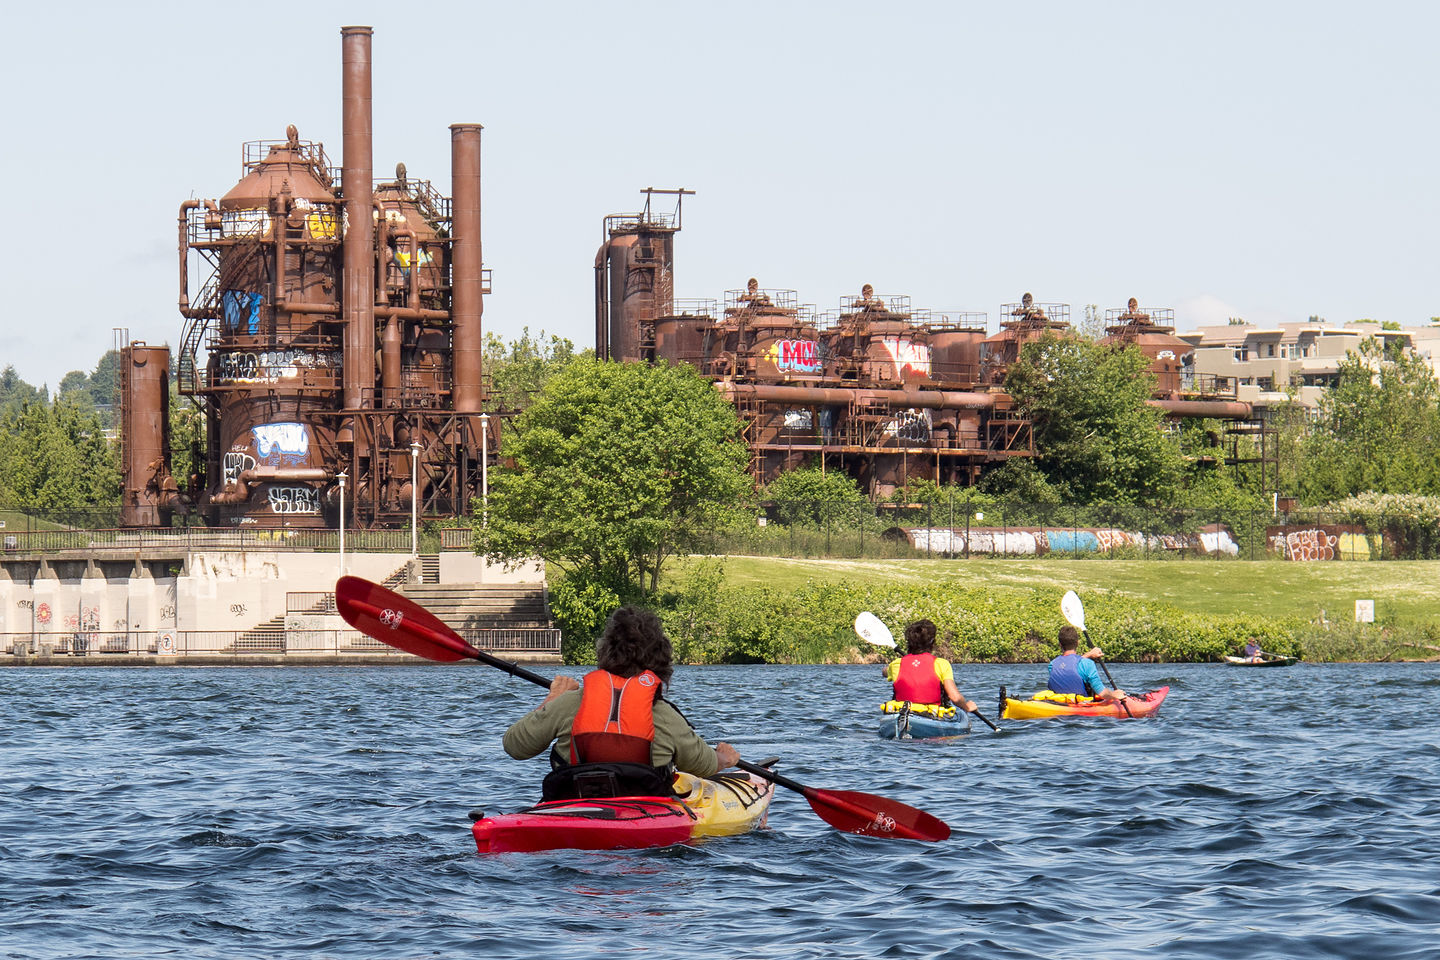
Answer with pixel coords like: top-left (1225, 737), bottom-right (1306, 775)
top-left (1233, 347), bottom-right (1247, 362)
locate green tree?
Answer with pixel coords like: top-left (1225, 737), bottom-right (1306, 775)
top-left (169, 382), bottom-right (205, 498)
top-left (58, 370), bottom-right (91, 399)
top-left (0, 396), bottom-right (120, 514)
top-left (1299, 342), bottom-right (1440, 500)
top-left (1002, 335), bottom-right (1184, 504)
top-left (0, 366), bottom-right (46, 415)
top-left (89, 350), bottom-right (121, 407)
top-left (763, 467), bottom-right (868, 525)
top-left (482, 328), bottom-right (586, 416)
top-left (477, 360), bottom-right (753, 597)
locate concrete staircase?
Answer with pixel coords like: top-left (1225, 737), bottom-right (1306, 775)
top-left (398, 582), bottom-right (552, 633)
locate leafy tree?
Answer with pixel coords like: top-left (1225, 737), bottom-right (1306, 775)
top-left (89, 350), bottom-right (121, 407)
top-left (169, 382), bottom-right (205, 498)
top-left (763, 467), bottom-right (868, 526)
top-left (482, 328), bottom-right (587, 417)
top-left (1001, 335), bottom-right (1184, 504)
top-left (58, 370), bottom-right (91, 399)
top-left (1299, 342), bottom-right (1440, 500)
top-left (0, 396), bottom-right (120, 514)
top-left (477, 360), bottom-right (753, 597)
top-left (0, 366), bottom-right (46, 414)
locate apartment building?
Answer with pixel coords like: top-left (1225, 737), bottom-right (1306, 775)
top-left (1178, 320), bottom-right (1440, 416)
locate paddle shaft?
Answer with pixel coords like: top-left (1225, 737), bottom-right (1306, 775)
top-left (345, 593), bottom-right (554, 687)
top-left (1081, 627), bottom-right (1132, 718)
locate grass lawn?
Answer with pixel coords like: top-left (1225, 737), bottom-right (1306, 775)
top-left (685, 555), bottom-right (1440, 629)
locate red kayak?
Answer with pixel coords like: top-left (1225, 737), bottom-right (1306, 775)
top-left (471, 770), bottom-right (775, 853)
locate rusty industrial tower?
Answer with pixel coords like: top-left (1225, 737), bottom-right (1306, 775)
top-left (118, 26), bottom-right (491, 529)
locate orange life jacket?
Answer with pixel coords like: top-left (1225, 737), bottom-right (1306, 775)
top-left (892, 652), bottom-right (943, 704)
top-left (569, 669), bottom-right (660, 765)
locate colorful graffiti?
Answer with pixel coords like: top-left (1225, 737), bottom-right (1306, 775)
top-left (253, 423), bottom-right (311, 464)
top-left (1266, 526), bottom-right (1371, 561)
top-left (771, 338), bottom-right (823, 375)
top-left (877, 337), bottom-right (931, 379)
top-left (35, 602), bottom-right (51, 625)
top-left (903, 526), bottom-right (1240, 557)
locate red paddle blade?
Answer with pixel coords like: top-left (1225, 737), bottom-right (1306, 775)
top-left (335, 576), bottom-right (477, 663)
top-left (803, 787), bottom-right (951, 842)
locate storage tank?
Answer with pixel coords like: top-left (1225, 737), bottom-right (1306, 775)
top-left (118, 343), bottom-right (182, 528)
top-left (822, 285), bottom-right (931, 384)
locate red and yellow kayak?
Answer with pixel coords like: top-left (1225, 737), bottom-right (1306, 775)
top-left (999, 685), bottom-right (1169, 720)
top-left (470, 769), bottom-right (774, 854)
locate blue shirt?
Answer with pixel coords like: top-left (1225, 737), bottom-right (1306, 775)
top-left (1047, 652), bottom-right (1104, 696)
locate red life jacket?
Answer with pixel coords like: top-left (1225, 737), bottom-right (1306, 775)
top-left (569, 669), bottom-right (660, 765)
top-left (893, 652), bottom-right (943, 704)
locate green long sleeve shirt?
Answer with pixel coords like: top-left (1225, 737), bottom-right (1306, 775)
top-left (502, 689), bottom-right (721, 779)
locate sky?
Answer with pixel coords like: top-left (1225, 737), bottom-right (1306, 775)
top-left (2, 0), bottom-right (1437, 390)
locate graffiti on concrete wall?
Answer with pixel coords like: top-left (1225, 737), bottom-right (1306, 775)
top-left (903, 526), bottom-right (1240, 557)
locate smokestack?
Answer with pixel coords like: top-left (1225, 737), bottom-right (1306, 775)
top-left (450, 123), bottom-right (484, 413)
top-left (341, 26), bottom-right (375, 417)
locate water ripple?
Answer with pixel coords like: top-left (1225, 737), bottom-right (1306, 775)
top-left (1, 662), bottom-right (1438, 959)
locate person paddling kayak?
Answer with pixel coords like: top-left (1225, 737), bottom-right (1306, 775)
top-left (883, 619), bottom-right (978, 714)
top-left (502, 606), bottom-right (740, 801)
top-left (1047, 625), bottom-right (1127, 702)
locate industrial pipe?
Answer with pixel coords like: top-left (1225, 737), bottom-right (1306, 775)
top-left (1149, 399), bottom-right (1253, 419)
top-left (450, 122), bottom-right (484, 412)
top-left (594, 240), bottom-right (611, 361)
top-left (717, 382), bottom-right (998, 410)
top-left (177, 200), bottom-right (200, 311)
top-left (341, 25), bottom-right (376, 418)
top-left (209, 467), bottom-right (335, 504)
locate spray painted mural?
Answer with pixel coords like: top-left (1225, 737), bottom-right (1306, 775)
top-left (902, 525), bottom-right (1240, 557)
top-left (1265, 526), bottom-right (1371, 561)
top-left (877, 337), bottom-right (931, 379)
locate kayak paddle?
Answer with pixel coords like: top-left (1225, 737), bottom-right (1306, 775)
top-left (1059, 590), bottom-right (1132, 717)
top-left (336, 576), bottom-right (951, 842)
top-left (854, 611), bottom-right (1001, 732)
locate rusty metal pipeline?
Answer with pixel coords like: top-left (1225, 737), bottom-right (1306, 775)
top-left (594, 240), bottom-right (611, 361)
top-left (717, 382), bottom-right (998, 409)
top-left (450, 123), bottom-right (484, 412)
top-left (178, 200), bottom-right (200, 311)
top-left (1149, 399), bottom-right (1253, 418)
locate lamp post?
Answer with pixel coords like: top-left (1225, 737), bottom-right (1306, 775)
top-left (479, 412), bottom-right (490, 528)
top-left (337, 470), bottom-right (347, 577)
top-left (409, 440), bottom-right (421, 557)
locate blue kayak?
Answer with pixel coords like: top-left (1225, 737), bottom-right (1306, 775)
top-left (877, 710), bottom-right (973, 740)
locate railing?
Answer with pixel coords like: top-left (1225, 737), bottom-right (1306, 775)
top-left (0, 527), bottom-right (413, 554)
top-left (2, 627), bottom-right (561, 658)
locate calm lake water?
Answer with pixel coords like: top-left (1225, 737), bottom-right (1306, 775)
top-left (2, 661), bottom-right (1437, 959)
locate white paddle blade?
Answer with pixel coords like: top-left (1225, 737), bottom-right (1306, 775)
top-left (854, 611), bottom-right (896, 648)
top-left (1060, 590), bottom-right (1086, 631)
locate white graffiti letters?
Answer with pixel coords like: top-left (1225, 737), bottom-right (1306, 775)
top-left (267, 485), bottom-right (319, 514)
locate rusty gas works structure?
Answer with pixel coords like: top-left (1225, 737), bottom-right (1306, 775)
top-left (594, 196), bottom-right (1254, 497)
top-left (118, 26), bottom-right (492, 528)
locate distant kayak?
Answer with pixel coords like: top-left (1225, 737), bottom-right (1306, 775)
top-left (877, 709), bottom-right (973, 740)
top-left (1224, 655), bottom-right (1298, 667)
top-left (470, 769), bottom-right (774, 854)
top-left (999, 685), bottom-right (1170, 720)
